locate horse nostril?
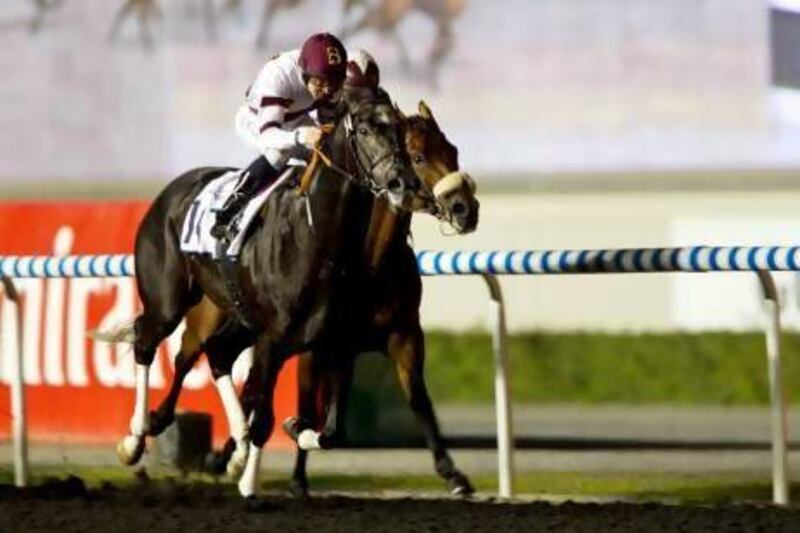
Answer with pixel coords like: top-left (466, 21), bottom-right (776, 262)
top-left (452, 202), bottom-right (467, 217)
top-left (387, 178), bottom-right (404, 194)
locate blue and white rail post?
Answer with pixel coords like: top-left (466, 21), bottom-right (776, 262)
top-left (1, 276), bottom-right (27, 487)
top-left (0, 255), bottom-right (134, 488)
top-left (418, 246), bottom-right (796, 505)
top-left (0, 249), bottom-right (793, 503)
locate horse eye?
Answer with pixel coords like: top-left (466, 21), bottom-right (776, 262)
top-left (413, 154), bottom-right (425, 164)
top-left (358, 126), bottom-right (369, 136)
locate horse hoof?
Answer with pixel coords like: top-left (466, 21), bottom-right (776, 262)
top-left (204, 451), bottom-right (228, 475)
top-left (448, 474), bottom-right (475, 497)
top-left (116, 435), bottom-right (145, 466)
top-left (226, 442), bottom-right (250, 479)
top-left (288, 479), bottom-right (309, 500)
top-left (243, 495), bottom-right (270, 513)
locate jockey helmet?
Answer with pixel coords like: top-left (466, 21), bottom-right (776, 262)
top-left (299, 33), bottom-right (348, 85)
top-left (346, 48), bottom-right (380, 89)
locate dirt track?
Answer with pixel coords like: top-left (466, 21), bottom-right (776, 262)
top-left (1, 477), bottom-right (800, 532)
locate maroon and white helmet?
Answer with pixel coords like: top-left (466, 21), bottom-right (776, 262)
top-left (299, 32), bottom-right (348, 84)
top-left (346, 48), bottom-right (380, 89)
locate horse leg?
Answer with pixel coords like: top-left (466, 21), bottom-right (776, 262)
top-left (117, 309), bottom-right (185, 465)
top-left (148, 298), bottom-right (223, 436)
top-left (339, 7), bottom-right (370, 40)
top-left (206, 328), bottom-right (254, 479)
top-left (289, 351), bottom-right (316, 498)
top-left (316, 353), bottom-right (355, 450)
top-left (202, 0), bottom-right (216, 43)
top-left (255, 0), bottom-right (278, 49)
top-left (237, 340), bottom-right (284, 499)
top-left (118, 205), bottom-right (198, 466)
top-left (224, 0), bottom-right (242, 13)
top-left (108, 0), bottom-right (136, 43)
top-left (147, 349), bottom-right (201, 436)
top-left (30, 0), bottom-right (48, 33)
top-left (285, 349), bottom-right (354, 453)
top-left (206, 352), bottom-right (257, 476)
top-left (429, 18), bottom-right (454, 67)
top-left (388, 325), bottom-right (474, 496)
top-left (389, 27), bottom-right (412, 71)
top-left (137, 0), bottom-right (157, 50)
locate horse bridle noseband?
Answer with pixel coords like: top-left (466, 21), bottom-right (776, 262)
top-left (311, 111), bottom-right (404, 198)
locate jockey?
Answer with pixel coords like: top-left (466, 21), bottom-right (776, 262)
top-left (345, 48), bottom-right (380, 90)
top-left (211, 32), bottom-right (349, 240)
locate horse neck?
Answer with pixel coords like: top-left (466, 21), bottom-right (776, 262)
top-left (305, 121), bottom-right (371, 258)
top-left (364, 194), bottom-right (412, 271)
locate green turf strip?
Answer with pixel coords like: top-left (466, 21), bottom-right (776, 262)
top-left (0, 465), bottom-right (790, 505)
top-left (418, 331), bottom-right (800, 405)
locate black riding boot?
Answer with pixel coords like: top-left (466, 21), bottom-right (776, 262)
top-left (211, 157), bottom-right (281, 240)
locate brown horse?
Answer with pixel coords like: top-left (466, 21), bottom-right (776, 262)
top-left (140, 100), bottom-right (478, 496)
top-left (108, 0), bottom-right (161, 48)
top-left (224, 0), bottom-right (306, 49)
top-left (108, 0), bottom-right (217, 48)
top-left (285, 98), bottom-right (478, 496)
top-left (342, 0), bottom-right (467, 77)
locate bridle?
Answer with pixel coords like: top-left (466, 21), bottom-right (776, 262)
top-left (308, 108), bottom-right (407, 198)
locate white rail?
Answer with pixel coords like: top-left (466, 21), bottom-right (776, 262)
top-left (0, 246), bottom-right (793, 504)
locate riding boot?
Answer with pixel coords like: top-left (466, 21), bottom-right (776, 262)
top-left (211, 156), bottom-right (281, 240)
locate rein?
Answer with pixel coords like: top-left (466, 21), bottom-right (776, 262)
top-left (297, 116), bottom-right (389, 197)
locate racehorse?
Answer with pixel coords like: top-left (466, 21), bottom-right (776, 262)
top-left (223, 0), bottom-right (306, 49)
top-left (108, 0), bottom-right (217, 48)
top-left (112, 87), bottom-right (419, 498)
top-left (341, 0), bottom-right (467, 80)
top-left (108, 0), bottom-right (161, 49)
top-left (136, 99), bottom-right (478, 496)
top-left (283, 98), bottom-right (478, 496)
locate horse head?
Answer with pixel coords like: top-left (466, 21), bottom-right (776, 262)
top-left (330, 87), bottom-right (419, 211)
top-left (403, 100), bottom-right (479, 234)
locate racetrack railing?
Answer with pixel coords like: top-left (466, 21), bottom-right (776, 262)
top-left (0, 246), bottom-right (793, 504)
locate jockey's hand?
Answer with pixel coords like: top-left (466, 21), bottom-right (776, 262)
top-left (297, 126), bottom-right (323, 148)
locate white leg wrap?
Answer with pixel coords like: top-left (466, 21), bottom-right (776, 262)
top-left (237, 443), bottom-right (262, 498)
top-left (129, 364), bottom-right (150, 436)
top-left (298, 429), bottom-right (321, 451)
top-left (215, 375), bottom-right (248, 442)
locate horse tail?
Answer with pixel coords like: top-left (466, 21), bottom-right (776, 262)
top-left (87, 317), bottom-right (137, 344)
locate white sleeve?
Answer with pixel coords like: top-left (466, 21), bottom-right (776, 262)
top-left (255, 101), bottom-right (298, 152)
top-left (249, 65), bottom-right (300, 152)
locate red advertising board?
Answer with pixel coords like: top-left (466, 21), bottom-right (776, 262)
top-left (0, 201), bottom-right (297, 447)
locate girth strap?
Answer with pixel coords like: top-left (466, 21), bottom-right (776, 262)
top-left (214, 241), bottom-right (255, 329)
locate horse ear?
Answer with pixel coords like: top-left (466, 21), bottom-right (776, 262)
top-left (418, 100), bottom-right (439, 128)
top-left (394, 103), bottom-right (407, 121)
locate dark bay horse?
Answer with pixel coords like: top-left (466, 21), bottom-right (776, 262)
top-left (134, 100), bottom-right (478, 496)
top-left (113, 88), bottom-right (418, 498)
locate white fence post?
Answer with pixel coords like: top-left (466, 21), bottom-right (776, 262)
top-left (482, 274), bottom-right (515, 498)
top-left (756, 270), bottom-right (790, 505)
top-left (1, 249), bottom-right (796, 502)
top-left (2, 276), bottom-right (28, 487)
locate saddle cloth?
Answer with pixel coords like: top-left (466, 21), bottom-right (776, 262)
top-left (179, 166), bottom-right (295, 259)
